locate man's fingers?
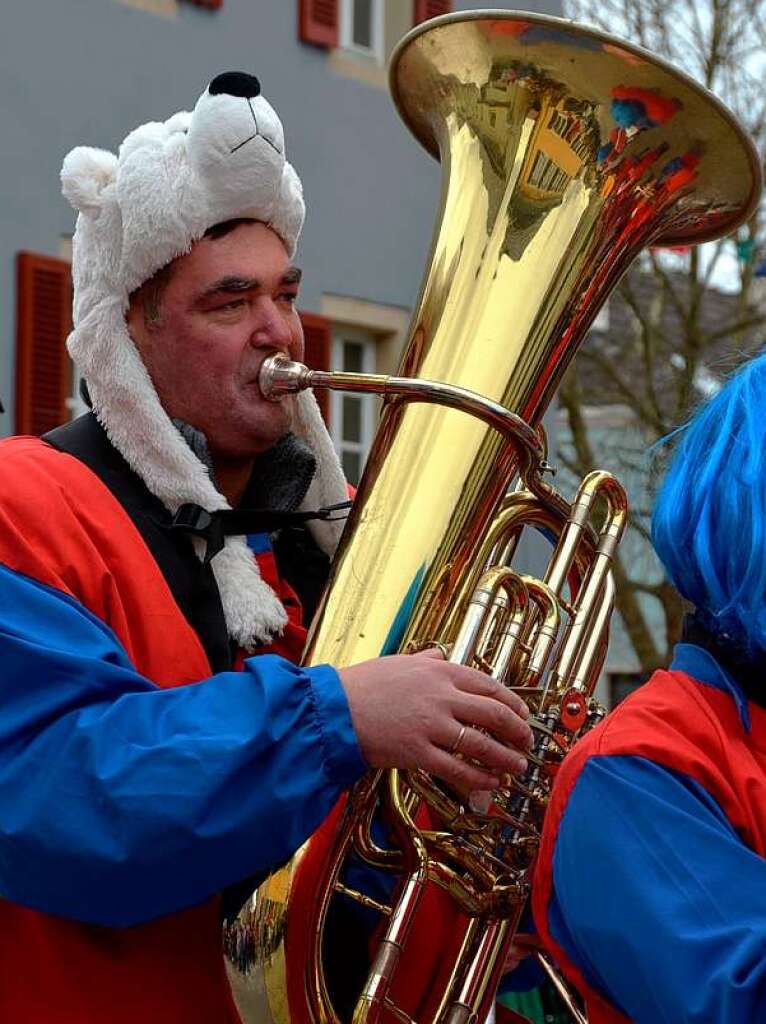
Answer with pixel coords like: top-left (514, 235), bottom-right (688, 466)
top-left (451, 695), bottom-right (534, 751)
top-left (504, 942), bottom-right (532, 971)
top-left (451, 725), bottom-right (528, 776)
top-left (425, 747), bottom-right (502, 793)
top-left (449, 665), bottom-right (530, 719)
top-left (408, 651), bottom-right (532, 728)
top-left (411, 646), bottom-right (446, 661)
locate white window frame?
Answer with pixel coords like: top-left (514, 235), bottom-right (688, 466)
top-left (330, 329), bottom-right (377, 485)
top-left (340, 0), bottom-right (385, 62)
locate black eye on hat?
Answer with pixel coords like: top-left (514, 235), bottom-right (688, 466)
top-left (209, 72), bottom-right (261, 99)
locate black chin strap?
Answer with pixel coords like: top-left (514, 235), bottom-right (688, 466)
top-left (168, 501), bottom-right (352, 564)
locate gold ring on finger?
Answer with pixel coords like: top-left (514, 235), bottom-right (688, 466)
top-left (450, 723), bottom-right (468, 756)
top-left (429, 641), bottom-right (451, 659)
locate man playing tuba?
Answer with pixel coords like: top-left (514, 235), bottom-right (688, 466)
top-left (0, 73), bottom-right (533, 1022)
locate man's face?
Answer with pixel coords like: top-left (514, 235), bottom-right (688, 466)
top-left (128, 221), bottom-right (304, 460)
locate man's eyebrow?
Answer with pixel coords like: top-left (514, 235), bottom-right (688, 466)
top-left (197, 276), bottom-right (260, 302)
top-left (282, 266), bottom-right (303, 285)
top-left (196, 268), bottom-right (302, 303)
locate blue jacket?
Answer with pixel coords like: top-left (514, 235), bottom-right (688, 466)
top-left (533, 643), bottom-right (766, 1023)
top-left (0, 419), bottom-right (366, 1022)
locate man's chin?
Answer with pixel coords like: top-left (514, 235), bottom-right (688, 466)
top-left (229, 419), bottom-right (292, 457)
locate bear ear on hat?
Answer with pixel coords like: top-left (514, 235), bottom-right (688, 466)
top-left (61, 146), bottom-right (118, 217)
top-left (270, 162), bottom-right (305, 257)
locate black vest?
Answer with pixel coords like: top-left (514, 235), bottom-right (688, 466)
top-left (43, 414), bottom-right (330, 673)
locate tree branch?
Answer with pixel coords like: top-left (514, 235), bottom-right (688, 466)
top-left (559, 0), bottom-right (766, 672)
top-left (704, 313), bottom-right (766, 346)
top-left (559, 372), bottom-right (663, 669)
top-left (578, 347), bottom-right (668, 434)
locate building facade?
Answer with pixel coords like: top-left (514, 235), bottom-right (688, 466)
top-left (1, 0), bottom-right (561, 475)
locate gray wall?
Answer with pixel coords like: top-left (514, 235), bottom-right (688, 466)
top-left (0, 0), bottom-right (561, 428)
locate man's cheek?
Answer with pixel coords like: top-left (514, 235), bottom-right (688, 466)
top-left (292, 325), bottom-right (305, 362)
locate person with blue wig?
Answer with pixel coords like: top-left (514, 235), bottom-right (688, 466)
top-left (531, 350), bottom-right (766, 1023)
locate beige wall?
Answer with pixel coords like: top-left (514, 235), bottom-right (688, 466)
top-left (321, 294), bottom-right (411, 375)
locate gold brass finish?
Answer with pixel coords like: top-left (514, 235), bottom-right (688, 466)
top-left (259, 354), bottom-right (546, 463)
top-left (226, 9), bottom-right (761, 1024)
top-left (536, 951), bottom-right (588, 1024)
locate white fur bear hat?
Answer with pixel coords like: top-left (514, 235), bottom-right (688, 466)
top-left (60, 72), bottom-right (347, 648)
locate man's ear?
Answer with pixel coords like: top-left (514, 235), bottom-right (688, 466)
top-left (125, 289), bottom-right (149, 353)
top-left (61, 146), bottom-right (118, 218)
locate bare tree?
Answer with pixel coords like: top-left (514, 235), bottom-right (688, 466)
top-left (560, 0), bottom-right (766, 671)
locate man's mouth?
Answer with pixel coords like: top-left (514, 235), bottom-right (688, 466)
top-left (244, 349), bottom-right (296, 401)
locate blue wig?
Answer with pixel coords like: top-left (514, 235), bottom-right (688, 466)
top-left (652, 349), bottom-right (766, 654)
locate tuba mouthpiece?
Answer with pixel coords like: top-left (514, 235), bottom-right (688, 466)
top-left (258, 353), bottom-right (312, 401)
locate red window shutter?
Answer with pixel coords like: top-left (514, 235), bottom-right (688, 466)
top-left (15, 253), bottom-right (72, 435)
top-left (300, 311), bottom-right (332, 426)
top-left (299, 0), bottom-right (339, 48)
top-left (414, 0), bottom-right (452, 24)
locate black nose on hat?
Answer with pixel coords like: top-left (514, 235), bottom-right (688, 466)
top-left (209, 72), bottom-right (261, 99)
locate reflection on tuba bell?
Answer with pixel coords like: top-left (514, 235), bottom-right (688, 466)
top-left (226, 10), bottom-right (761, 1024)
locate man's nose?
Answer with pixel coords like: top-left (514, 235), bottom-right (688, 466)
top-left (251, 300), bottom-right (292, 350)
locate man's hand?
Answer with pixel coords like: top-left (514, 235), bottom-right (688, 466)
top-left (503, 933), bottom-right (539, 973)
top-left (338, 649), bottom-right (533, 791)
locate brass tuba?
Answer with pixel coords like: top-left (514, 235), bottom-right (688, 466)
top-left (225, 10), bottom-right (761, 1024)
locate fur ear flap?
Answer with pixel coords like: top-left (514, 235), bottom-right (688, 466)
top-left (61, 146), bottom-right (118, 216)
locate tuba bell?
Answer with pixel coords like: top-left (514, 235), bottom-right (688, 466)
top-left (225, 10), bottom-right (761, 1024)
